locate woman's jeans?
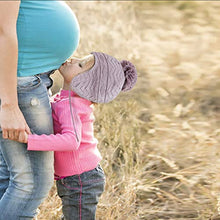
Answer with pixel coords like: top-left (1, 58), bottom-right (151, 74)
top-left (0, 71), bottom-right (55, 220)
top-left (56, 164), bottom-right (105, 220)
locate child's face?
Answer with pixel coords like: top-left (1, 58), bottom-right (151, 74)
top-left (59, 54), bottom-right (95, 83)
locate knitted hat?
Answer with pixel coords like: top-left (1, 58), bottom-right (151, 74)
top-left (70, 52), bottom-right (137, 103)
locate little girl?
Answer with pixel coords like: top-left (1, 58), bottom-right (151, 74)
top-left (24, 52), bottom-right (137, 220)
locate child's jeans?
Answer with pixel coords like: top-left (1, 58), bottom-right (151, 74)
top-left (56, 164), bottom-right (105, 220)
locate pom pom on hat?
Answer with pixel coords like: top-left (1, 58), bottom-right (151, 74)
top-left (121, 60), bottom-right (137, 91)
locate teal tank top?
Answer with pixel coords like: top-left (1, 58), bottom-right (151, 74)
top-left (16, 1), bottom-right (80, 77)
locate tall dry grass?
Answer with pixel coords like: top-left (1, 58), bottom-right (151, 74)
top-left (38, 1), bottom-right (220, 219)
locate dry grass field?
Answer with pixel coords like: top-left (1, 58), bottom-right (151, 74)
top-left (38, 1), bottom-right (220, 219)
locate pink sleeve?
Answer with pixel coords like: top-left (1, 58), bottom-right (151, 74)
top-left (27, 100), bottom-right (81, 151)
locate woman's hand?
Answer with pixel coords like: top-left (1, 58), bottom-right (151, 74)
top-left (18, 132), bottom-right (28, 144)
top-left (0, 103), bottom-right (31, 142)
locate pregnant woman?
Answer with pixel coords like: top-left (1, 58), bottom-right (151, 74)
top-left (0, 1), bottom-right (79, 219)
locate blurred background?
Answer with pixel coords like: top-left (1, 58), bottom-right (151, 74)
top-left (39, 1), bottom-right (220, 219)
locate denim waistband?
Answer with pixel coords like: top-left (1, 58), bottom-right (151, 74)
top-left (17, 69), bottom-right (56, 89)
top-left (17, 69), bottom-right (56, 79)
top-left (36, 69), bottom-right (56, 77)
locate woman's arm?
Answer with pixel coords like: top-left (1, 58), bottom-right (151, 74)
top-left (0, 1), bottom-right (31, 142)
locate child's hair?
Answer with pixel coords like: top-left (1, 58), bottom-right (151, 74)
top-left (70, 52), bottom-right (137, 103)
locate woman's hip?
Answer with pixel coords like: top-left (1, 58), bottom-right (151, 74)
top-left (16, 70), bottom-right (55, 135)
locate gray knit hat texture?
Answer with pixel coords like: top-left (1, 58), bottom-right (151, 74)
top-left (70, 52), bottom-right (137, 103)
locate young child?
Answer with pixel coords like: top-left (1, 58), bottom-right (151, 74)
top-left (24, 52), bottom-right (137, 220)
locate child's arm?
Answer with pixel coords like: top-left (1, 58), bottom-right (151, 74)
top-left (27, 100), bottom-right (82, 151)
